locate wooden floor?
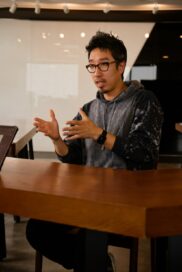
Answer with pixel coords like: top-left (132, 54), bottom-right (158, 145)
top-left (0, 153), bottom-right (181, 272)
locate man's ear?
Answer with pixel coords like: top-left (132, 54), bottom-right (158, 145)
top-left (118, 61), bottom-right (126, 74)
top-left (118, 61), bottom-right (126, 80)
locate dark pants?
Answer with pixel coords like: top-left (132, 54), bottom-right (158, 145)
top-left (26, 219), bottom-right (115, 271)
top-left (26, 219), bottom-right (80, 269)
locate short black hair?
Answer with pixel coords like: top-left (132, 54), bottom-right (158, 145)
top-left (85, 31), bottom-right (127, 63)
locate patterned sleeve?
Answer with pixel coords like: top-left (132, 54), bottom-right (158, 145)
top-left (112, 91), bottom-right (163, 170)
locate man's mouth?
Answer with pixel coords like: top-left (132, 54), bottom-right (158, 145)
top-left (95, 80), bottom-right (106, 88)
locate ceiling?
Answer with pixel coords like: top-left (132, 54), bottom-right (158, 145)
top-left (0, 0), bottom-right (181, 22)
top-left (0, 0), bottom-right (182, 12)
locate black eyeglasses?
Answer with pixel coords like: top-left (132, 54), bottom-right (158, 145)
top-left (86, 60), bottom-right (116, 73)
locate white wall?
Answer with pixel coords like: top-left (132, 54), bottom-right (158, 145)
top-left (0, 19), bottom-right (154, 151)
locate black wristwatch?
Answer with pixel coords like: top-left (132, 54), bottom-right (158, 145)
top-left (97, 129), bottom-right (107, 145)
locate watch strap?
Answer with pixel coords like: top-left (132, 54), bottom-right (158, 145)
top-left (97, 129), bottom-right (107, 145)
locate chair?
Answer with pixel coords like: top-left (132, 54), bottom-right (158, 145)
top-left (34, 235), bottom-right (139, 272)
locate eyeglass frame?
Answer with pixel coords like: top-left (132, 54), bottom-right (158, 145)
top-left (85, 60), bottom-right (117, 73)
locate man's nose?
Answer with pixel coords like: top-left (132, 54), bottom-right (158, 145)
top-left (94, 66), bottom-right (102, 75)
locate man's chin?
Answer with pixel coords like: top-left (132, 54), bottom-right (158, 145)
top-left (99, 88), bottom-right (108, 94)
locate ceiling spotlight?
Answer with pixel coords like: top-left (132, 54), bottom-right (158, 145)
top-left (152, 2), bottom-right (159, 14)
top-left (63, 5), bottom-right (70, 14)
top-left (80, 32), bottom-right (86, 38)
top-left (103, 3), bottom-right (111, 14)
top-left (9, 0), bottom-right (17, 14)
top-left (35, 0), bottom-right (41, 14)
top-left (144, 33), bottom-right (150, 39)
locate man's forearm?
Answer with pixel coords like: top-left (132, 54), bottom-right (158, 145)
top-left (52, 137), bottom-right (69, 157)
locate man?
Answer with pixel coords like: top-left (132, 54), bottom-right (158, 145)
top-left (26, 31), bottom-right (163, 271)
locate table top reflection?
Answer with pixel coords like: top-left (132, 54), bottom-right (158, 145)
top-left (1, 158), bottom-right (182, 238)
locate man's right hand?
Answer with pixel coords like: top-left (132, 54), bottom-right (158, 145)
top-left (33, 109), bottom-right (60, 141)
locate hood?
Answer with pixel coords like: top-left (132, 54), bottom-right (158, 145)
top-left (96, 80), bottom-right (144, 104)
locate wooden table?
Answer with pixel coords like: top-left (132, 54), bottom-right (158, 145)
top-left (1, 158), bottom-right (182, 271)
top-left (0, 121), bottom-right (36, 259)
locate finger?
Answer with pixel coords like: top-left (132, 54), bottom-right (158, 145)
top-left (34, 119), bottom-right (48, 131)
top-left (62, 126), bottom-right (79, 133)
top-left (33, 121), bottom-right (42, 129)
top-left (65, 134), bottom-right (80, 140)
top-left (34, 117), bottom-right (45, 122)
top-left (35, 124), bottom-right (46, 132)
top-left (50, 109), bottom-right (56, 121)
top-left (79, 108), bottom-right (88, 120)
top-left (66, 120), bottom-right (81, 126)
top-left (63, 131), bottom-right (72, 136)
top-left (35, 126), bottom-right (45, 133)
top-left (33, 119), bottom-right (45, 128)
top-left (33, 122), bottom-right (39, 129)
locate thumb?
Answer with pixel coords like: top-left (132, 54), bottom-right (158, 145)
top-left (50, 109), bottom-right (56, 121)
top-left (79, 108), bottom-right (88, 120)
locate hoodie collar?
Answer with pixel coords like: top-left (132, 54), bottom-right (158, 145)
top-left (96, 80), bottom-right (144, 104)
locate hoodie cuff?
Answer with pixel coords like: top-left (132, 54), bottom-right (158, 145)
top-left (112, 136), bottom-right (125, 157)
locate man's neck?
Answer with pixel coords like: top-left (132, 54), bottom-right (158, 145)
top-left (103, 82), bottom-right (126, 101)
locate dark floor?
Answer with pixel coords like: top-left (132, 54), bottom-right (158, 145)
top-left (0, 215), bottom-right (68, 272)
top-left (0, 214), bottom-right (152, 272)
top-left (0, 153), bottom-right (180, 272)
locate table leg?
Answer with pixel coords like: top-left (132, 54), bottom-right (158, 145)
top-left (151, 237), bottom-right (168, 272)
top-left (74, 229), bottom-right (108, 272)
top-left (0, 213), bottom-right (6, 260)
top-left (28, 139), bottom-right (34, 160)
top-left (168, 236), bottom-right (182, 272)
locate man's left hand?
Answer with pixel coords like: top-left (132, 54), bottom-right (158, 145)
top-left (62, 109), bottom-right (102, 140)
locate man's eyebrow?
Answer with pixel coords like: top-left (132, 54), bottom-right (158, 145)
top-left (88, 58), bottom-right (110, 63)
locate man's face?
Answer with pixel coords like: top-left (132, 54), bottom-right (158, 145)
top-left (88, 48), bottom-right (125, 96)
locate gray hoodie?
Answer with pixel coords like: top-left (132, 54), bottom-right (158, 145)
top-left (58, 81), bottom-right (163, 170)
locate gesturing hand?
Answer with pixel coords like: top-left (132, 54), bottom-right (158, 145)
top-left (62, 109), bottom-right (102, 140)
top-left (33, 109), bottom-right (60, 141)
